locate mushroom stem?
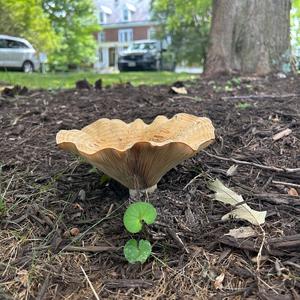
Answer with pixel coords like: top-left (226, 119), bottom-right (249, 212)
top-left (129, 184), bottom-right (157, 199)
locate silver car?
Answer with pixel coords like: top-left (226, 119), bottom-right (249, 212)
top-left (0, 35), bottom-right (40, 72)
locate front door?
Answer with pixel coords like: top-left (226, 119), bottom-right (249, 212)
top-left (109, 47), bottom-right (115, 67)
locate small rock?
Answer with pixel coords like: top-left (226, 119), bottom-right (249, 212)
top-left (276, 72), bottom-right (287, 79)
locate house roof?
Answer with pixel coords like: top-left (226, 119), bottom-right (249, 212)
top-left (94, 0), bottom-right (152, 25)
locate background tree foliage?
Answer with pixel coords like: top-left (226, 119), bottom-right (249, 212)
top-left (42, 0), bottom-right (100, 70)
top-left (291, 0), bottom-right (300, 50)
top-left (152, 0), bottom-right (212, 66)
top-left (0, 0), bottom-right (58, 53)
top-left (0, 0), bottom-right (99, 70)
top-left (0, 0), bottom-right (298, 70)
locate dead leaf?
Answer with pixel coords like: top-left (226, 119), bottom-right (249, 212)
top-left (17, 270), bottom-right (29, 287)
top-left (272, 128), bottom-right (292, 141)
top-left (225, 226), bottom-right (257, 239)
top-left (74, 203), bottom-right (84, 211)
top-left (288, 188), bottom-right (299, 196)
top-left (226, 165), bottom-right (238, 177)
top-left (214, 272), bottom-right (225, 289)
top-left (78, 189), bottom-right (86, 201)
top-left (0, 85), bottom-right (13, 92)
top-left (171, 86), bottom-right (188, 94)
top-left (208, 179), bottom-right (267, 225)
top-left (251, 255), bottom-right (268, 263)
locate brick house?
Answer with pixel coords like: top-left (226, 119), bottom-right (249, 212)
top-left (94, 0), bottom-right (157, 70)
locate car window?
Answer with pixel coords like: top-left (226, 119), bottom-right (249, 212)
top-left (144, 43), bottom-right (156, 50)
top-left (130, 44), bottom-right (142, 51)
top-left (6, 40), bottom-right (29, 49)
top-left (129, 43), bottom-right (156, 51)
top-left (0, 39), bottom-right (7, 48)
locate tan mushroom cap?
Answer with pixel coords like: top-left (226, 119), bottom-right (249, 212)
top-left (56, 113), bottom-right (215, 190)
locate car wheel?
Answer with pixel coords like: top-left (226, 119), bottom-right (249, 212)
top-left (151, 59), bottom-right (160, 71)
top-left (22, 61), bottom-right (34, 73)
top-left (118, 65), bottom-right (127, 72)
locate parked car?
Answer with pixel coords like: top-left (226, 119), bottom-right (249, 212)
top-left (118, 40), bottom-right (175, 72)
top-left (0, 35), bottom-right (40, 72)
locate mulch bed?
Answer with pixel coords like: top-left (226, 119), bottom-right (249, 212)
top-left (0, 74), bottom-right (299, 299)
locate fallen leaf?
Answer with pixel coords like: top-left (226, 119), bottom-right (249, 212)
top-left (74, 203), bottom-right (84, 211)
top-left (222, 207), bottom-right (266, 225)
top-left (17, 270), bottom-right (29, 287)
top-left (0, 85), bottom-right (13, 92)
top-left (214, 272), bottom-right (225, 289)
top-left (272, 128), bottom-right (292, 141)
top-left (225, 226), bottom-right (257, 239)
top-left (251, 255), bottom-right (268, 263)
top-left (208, 179), bottom-right (267, 225)
top-left (171, 86), bottom-right (188, 94)
top-left (78, 189), bottom-right (86, 201)
top-left (226, 165), bottom-right (238, 177)
top-left (288, 188), bottom-right (299, 196)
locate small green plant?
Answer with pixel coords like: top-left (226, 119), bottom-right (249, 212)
top-left (123, 202), bottom-right (157, 233)
top-left (213, 84), bottom-right (222, 92)
top-left (245, 84), bottom-right (253, 91)
top-left (231, 77), bottom-right (241, 86)
top-left (124, 239), bottom-right (152, 264)
top-left (100, 174), bottom-right (111, 186)
top-left (224, 84), bottom-right (233, 92)
top-left (123, 201), bottom-right (157, 263)
top-left (236, 102), bottom-right (252, 110)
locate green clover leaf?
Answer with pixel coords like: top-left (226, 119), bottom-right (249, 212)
top-left (123, 202), bottom-right (157, 233)
top-left (124, 239), bottom-right (152, 264)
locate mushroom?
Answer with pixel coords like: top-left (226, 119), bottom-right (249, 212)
top-left (56, 113), bottom-right (215, 196)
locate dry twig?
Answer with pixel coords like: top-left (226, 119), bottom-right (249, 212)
top-left (203, 151), bottom-right (300, 173)
top-left (221, 93), bottom-right (298, 101)
top-left (62, 245), bottom-right (119, 253)
top-left (272, 180), bottom-right (300, 189)
top-left (80, 266), bottom-right (100, 300)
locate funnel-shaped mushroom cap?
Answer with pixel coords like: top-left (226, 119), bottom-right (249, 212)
top-left (56, 113), bottom-right (215, 190)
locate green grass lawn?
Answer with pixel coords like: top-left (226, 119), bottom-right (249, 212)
top-left (0, 71), bottom-right (197, 89)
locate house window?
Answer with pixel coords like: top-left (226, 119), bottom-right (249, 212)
top-left (118, 29), bottom-right (133, 42)
top-left (98, 32), bottom-right (105, 42)
top-left (148, 28), bottom-right (156, 40)
top-left (98, 48), bottom-right (103, 62)
top-left (99, 12), bottom-right (107, 24)
top-left (123, 8), bottom-right (130, 21)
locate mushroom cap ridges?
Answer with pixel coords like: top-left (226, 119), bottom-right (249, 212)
top-left (56, 113), bottom-right (215, 190)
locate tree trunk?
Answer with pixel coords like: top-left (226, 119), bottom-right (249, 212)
top-left (204, 0), bottom-right (291, 76)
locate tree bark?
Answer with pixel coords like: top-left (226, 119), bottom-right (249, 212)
top-left (204, 0), bottom-right (291, 76)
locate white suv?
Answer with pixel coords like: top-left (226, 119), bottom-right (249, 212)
top-left (0, 35), bottom-right (40, 72)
